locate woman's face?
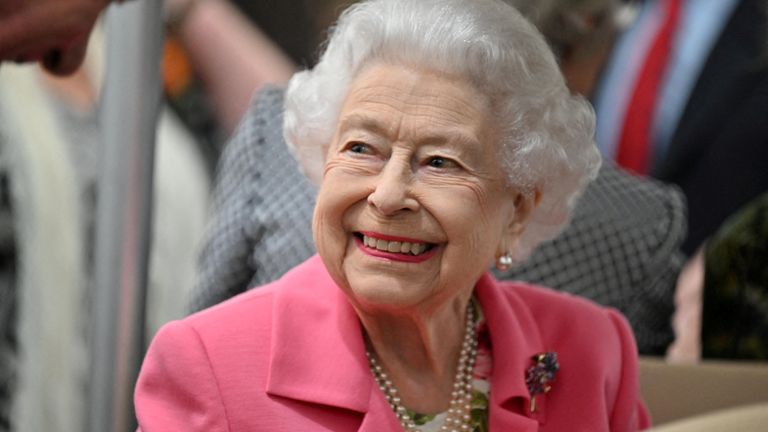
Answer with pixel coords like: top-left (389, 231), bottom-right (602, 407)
top-left (313, 63), bottom-right (528, 313)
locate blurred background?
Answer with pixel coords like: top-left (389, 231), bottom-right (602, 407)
top-left (0, 0), bottom-right (766, 431)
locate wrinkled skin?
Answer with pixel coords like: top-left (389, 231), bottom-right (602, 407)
top-left (314, 63), bottom-right (535, 316)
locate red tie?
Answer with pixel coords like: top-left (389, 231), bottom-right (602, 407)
top-left (616, 0), bottom-right (682, 174)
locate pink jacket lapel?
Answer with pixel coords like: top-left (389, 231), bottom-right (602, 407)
top-left (264, 256), bottom-right (549, 430)
top-left (475, 272), bottom-right (547, 430)
top-left (265, 256), bottom-right (372, 414)
top-left (264, 256), bottom-right (404, 430)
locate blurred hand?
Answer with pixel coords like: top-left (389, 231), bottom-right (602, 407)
top-left (666, 248), bottom-right (705, 364)
top-left (0, 0), bottom-right (112, 75)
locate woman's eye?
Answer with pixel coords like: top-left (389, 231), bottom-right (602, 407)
top-left (426, 156), bottom-right (456, 169)
top-left (347, 142), bottom-right (370, 154)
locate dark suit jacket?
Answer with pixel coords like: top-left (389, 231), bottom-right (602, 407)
top-left (652, 0), bottom-right (768, 254)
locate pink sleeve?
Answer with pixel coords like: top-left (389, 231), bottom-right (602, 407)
top-left (607, 309), bottom-right (652, 431)
top-left (134, 320), bottom-right (230, 432)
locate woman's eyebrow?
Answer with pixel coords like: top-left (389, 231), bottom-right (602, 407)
top-left (337, 113), bottom-right (390, 136)
top-left (340, 114), bottom-right (480, 145)
top-left (417, 127), bottom-right (480, 149)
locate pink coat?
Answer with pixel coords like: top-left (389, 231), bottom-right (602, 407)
top-left (135, 255), bottom-right (650, 431)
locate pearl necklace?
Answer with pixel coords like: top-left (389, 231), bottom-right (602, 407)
top-left (365, 303), bottom-right (478, 432)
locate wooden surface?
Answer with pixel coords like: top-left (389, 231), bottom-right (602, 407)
top-left (639, 357), bottom-right (768, 426)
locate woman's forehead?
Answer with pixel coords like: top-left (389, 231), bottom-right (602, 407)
top-left (349, 63), bottom-right (485, 95)
top-left (338, 64), bottom-right (494, 137)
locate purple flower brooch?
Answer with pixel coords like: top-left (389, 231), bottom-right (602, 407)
top-left (525, 352), bottom-right (559, 413)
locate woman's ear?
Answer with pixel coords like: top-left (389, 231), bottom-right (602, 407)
top-left (507, 188), bottom-right (541, 237)
top-left (497, 188), bottom-right (541, 260)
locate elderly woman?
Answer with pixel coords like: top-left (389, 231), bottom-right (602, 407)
top-left (135, 0), bottom-right (649, 430)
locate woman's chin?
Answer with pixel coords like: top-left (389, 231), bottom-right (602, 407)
top-left (344, 281), bottom-right (430, 312)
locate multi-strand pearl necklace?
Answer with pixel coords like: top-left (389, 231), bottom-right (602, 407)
top-left (365, 303), bottom-right (478, 432)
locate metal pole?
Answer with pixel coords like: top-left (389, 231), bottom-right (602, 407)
top-left (87, 1), bottom-right (163, 431)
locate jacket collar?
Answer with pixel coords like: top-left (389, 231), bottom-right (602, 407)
top-left (265, 256), bottom-right (373, 413)
top-left (475, 272), bottom-right (546, 429)
top-left (265, 256), bottom-right (545, 430)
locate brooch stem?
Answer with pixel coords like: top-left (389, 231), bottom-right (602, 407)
top-left (525, 352), bottom-right (559, 414)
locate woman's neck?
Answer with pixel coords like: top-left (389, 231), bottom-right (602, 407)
top-left (358, 293), bottom-right (472, 414)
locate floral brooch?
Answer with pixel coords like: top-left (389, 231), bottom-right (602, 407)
top-left (525, 352), bottom-right (559, 413)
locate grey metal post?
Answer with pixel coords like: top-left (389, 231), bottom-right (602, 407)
top-left (87, 1), bottom-right (163, 431)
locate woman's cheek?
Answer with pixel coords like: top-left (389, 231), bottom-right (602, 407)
top-left (314, 192), bottom-right (351, 246)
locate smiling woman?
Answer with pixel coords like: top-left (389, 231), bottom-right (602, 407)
top-left (315, 65), bottom-right (515, 316)
top-left (135, 1), bottom-right (650, 431)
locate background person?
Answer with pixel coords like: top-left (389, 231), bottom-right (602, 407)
top-left (0, 0), bottom-right (117, 75)
top-left (0, 23), bottom-right (211, 431)
top-left (592, 0), bottom-right (768, 255)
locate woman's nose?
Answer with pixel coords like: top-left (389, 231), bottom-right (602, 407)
top-left (367, 161), bottom-right (420, 215)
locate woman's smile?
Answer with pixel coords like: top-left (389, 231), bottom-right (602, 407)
top-left (354, 231), bottom-right (440, 263)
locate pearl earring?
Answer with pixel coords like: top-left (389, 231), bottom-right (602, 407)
top-left (496, 253), bottom-right (513, 271)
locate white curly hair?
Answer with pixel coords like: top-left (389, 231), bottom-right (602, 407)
top-left (283, 0), bottom-right (601, 260)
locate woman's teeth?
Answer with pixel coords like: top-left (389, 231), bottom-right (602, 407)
top-left (362, 235), bottom-right (428, 255)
